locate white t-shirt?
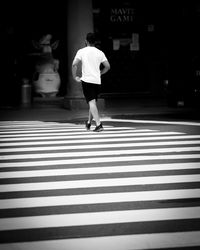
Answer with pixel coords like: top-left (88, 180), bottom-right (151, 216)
top-left (74, 46), bottom-right (108, 85)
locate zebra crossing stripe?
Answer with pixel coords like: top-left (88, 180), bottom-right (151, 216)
top-left (1, 231), bottom-right (199, 250)
top-left (0, 128), bottom-right (148, 137)
top-left (0, 162), bottom-right (199, 179)
top-left (1, 140), bottom-right (200, 153)
top-left (1, 154), bottom-right (200, 168)
top-left (1, 146), bottom-right (200, 160)
top-left (103, 117), bottom-right (200, 126)
top-left (1, 206), bottom-right (200, 230)
top-left (1, 174), bottom-right (200, 192)
top-left (1, 188), bottom-right (200, 209)
top-left (0, 126), bottom-right (135, 134)
top-left (0, 122), bottom-right (82, 128)
top-left (0, 131), bottom-right (183, 141)
top-left (2, 134), bottom-right (197, 147)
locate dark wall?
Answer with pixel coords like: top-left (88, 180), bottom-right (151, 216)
top-left (167, 1), bottom-right (200, 106)
top-left (0, 1), bottom-right (68, 106)
top-left (92, 0), bottom-right (200, 105)
top-left (92, 0), bottom-right (170, 96)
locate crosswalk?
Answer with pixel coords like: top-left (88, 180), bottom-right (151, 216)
top-left (0, 120), bottom-right (200, 250)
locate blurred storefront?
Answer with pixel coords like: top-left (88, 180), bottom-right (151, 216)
top-left (1, 0), bottom-right (199, 108)
top-left (92, 0), bottom-right (169, 98)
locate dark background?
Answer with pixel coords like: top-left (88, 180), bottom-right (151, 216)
top-left (0, 0), bottom-right (67, 106)
top-left (1, 0), bottom-right (200, 107)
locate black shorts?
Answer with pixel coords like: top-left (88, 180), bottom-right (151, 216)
top-left (81, 81), bottom-right (100, 103)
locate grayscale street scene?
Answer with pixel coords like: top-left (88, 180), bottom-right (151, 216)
top-left (1, 0), bottom-right (200, 249)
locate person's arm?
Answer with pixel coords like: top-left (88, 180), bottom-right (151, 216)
top-left (101, 60), bottom-right (110, 75)
top-left (72, 57), bottom-right (81, 82)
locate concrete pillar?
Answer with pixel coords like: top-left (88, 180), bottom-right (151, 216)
top-left (63, 0), bottom-right (95, 109)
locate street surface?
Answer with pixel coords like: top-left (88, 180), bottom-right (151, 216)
top-left (0, 117), bottom-right (200, 250)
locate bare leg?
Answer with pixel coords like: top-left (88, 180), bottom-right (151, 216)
top-left (88, 99), bottom-right (100, 126)
top-left (88, 109), bottom-right (93, 124)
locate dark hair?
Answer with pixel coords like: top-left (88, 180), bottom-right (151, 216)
top-left (86, 32), bottom-right (95, 45)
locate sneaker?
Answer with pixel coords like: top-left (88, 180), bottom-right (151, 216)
top-left (85, 121), bottom-right (91, 130)
top-left (93, 123), bottom-right (103, 132)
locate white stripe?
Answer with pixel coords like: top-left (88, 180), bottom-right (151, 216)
top-left (0, 125), bottom-right (84, 131)
top-left (0, 129), bottom-right (157, 138)
top-left (0, 124), bottom-right (72, 128)
top-left (0, 121), bottom-right (44, 123)
top-left (0, 122), bottom-right (80, 128)
top-left (0, 128), bottom-right (87, 133)
top-left (0, 121), bottom-right (80, 126)
top-left (2, 140), bottom-right (200, 153)
top-left (1, 146), bottom-right (200, 160)
top-left (0, 131), bottom-right (183, 141)
top-left (1, 189), bottom-right (200, 209)
top-left (0, 121), bottom-right (46, 125)
top-left (0, 231), bottom-right (199, 250)
top-left (102, 117), bottom-right (200, 126)
top-left (1, 206), bottom-right (200, 230)
top-left (0, 127), bottom-right (133, 134)
top-left (0, 134), bottom-right (198, 147)
top-left (0, 120), bottom-right (48, 123)
top-left (1, 154), bottom-right (200, 168)
top-left (0, 174), bottom-right (200, 192)
top-left (1, 162), bottom-right (199, 179)
top-left (0, 121), bottom-right (68, 123)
